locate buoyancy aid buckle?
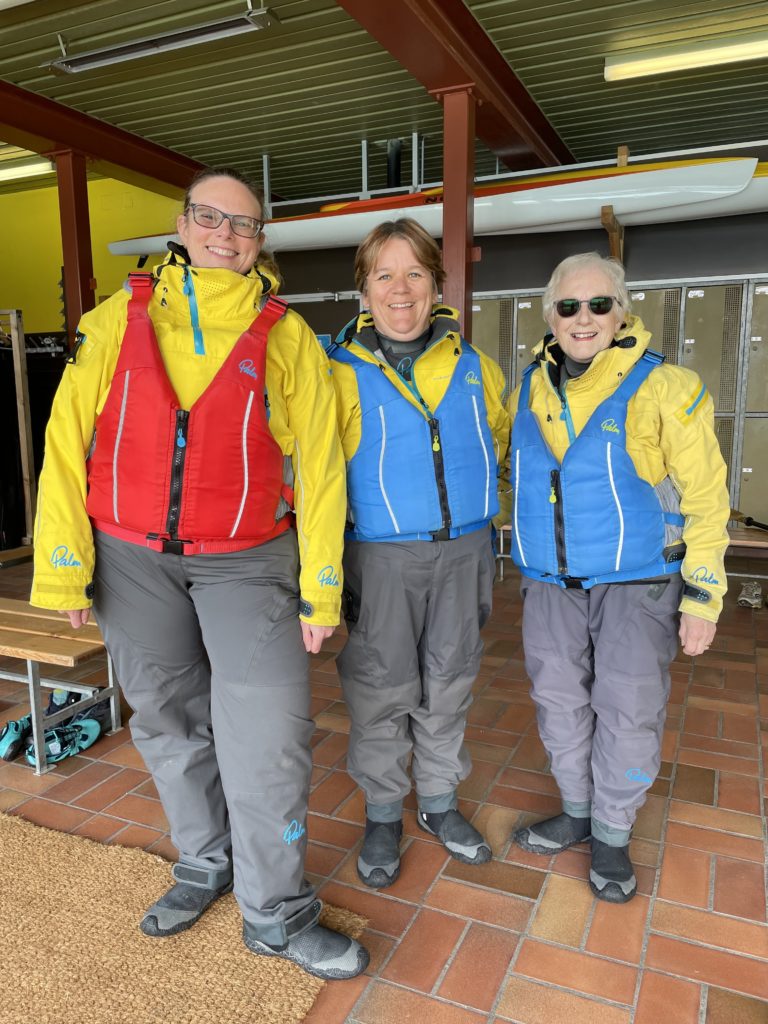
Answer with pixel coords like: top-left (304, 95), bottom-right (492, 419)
top-left (562, 576), bottom-right (588, 589)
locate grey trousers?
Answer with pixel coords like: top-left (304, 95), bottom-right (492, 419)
top-left (521, 576), bottom-right (683, 842)
top-left (93, 529), bottom-right (315, 932)
top-left (337, 526), bottom-right (495, 818)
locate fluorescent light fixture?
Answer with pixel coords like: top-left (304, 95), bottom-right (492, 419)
top-left (44, 6), bottom-right (277, 74)
top-left (0, 157), bottom-right (55, 183)
top-left (605, 32), bottom-right (768, 81)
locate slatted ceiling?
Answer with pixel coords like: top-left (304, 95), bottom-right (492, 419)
top-left (468, 0), bottom-right (768, 161)
top-left (2, 0), bottom-right (767, 200)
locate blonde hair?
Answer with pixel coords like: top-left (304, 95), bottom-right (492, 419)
top-left (542, 252), bottom-right (631, 321)
top-left (354, 218), bottom-right (445, 294)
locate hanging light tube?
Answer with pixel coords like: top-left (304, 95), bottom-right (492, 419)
top-left (44, 7), bottom-right (277, 74)
top-left (605, 32), bottom-right (768, 81)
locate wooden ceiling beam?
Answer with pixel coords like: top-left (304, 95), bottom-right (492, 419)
top-left (337, 0), bottom-right (572, 170)
top-left (0, 80), bottom-right (202, 198)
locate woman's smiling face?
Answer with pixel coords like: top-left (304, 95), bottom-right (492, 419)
top-left (362, 236), bottom-right (437, 341)
top-left (548, 265), bottom-right (624, 361)
top-left (177, 175), bottom-right (264, 274)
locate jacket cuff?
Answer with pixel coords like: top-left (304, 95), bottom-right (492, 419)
top-left (679, 596), bottom-right (720, 623)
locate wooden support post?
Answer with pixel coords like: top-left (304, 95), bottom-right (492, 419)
top-left (55, 149), bottom-right (96, 347)
top-left (601, 204), bottom-right (625, 262)
top-left (8, 309), bottom-right (36, 544)
top-left (617, 145), bottom-right (629, 167)
top-left (432, 84), bottom-right (477, 336)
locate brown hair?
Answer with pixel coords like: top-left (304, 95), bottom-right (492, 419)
top-left (354, 218), bottom-right (446, 294)
top-left (181, 166), bottom-right (282, 285)
top-left (183, 166), bottom-right (264, 213)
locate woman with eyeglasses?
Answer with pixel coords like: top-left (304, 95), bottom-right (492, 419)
top-left (508, 252), bottom-right (729, 903)
top-left (30, 167), bottom-right (368, 980)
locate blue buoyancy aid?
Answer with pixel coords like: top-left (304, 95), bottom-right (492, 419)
top-left (330, 340), bottom-right (499, 542)
top-left (511, 350), bottom-right (685, 588)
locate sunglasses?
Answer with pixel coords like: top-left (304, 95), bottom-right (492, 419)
top-left (187, 203), bottom-right (264, 238)
top-left (554, 296), bottom-right (617, 317)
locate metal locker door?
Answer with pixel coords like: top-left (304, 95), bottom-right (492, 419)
top-left (681, 285), bottom-right (741, 413)
top-left (471, 299), bottom-right (514, 391)
top-left (514, 296), bottom-right (544, 383)
top-left (739, 419), bottom-right (768, 523)
top-left (629, 288), bottom-right (681, 363)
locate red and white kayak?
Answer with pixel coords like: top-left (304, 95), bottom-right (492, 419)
top-left (108, 156), bottom-right (764, 257)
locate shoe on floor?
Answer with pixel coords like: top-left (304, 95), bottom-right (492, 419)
top-left (589, 837), bottom-right (637, 903)
top-left (513, 812), bottom-right (591, 855)
top-left (737, 581), bottom-right (763, 608)
top-left (417, 808), bottom-right (492, 865)
top-left (357, 818), bottom-right (402, 889)
top-left (24, 719), bottom-right (102, 766)
top-left (141, 878), bottom-right (234, 937)
top-left (0, 714), bottom-right (32, 762)
top-left (244, 920), bottom-right (369, 980)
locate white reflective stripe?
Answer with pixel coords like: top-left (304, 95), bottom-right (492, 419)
top-left (607, 444), bottom-right (624, 570)
top-left (112, 370), bottom-right (130, 524)
top-left (229, 392), bottom-right (254, 538)
top-left (472, 395), bottom-right (490, 519)
top-left (378, 405), bottom-right (400, 534)
top-left (513, 449), bottom-right (526, 567)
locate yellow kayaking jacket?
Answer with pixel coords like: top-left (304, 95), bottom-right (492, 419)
top-left (507, 315), bottom-right (730, 622)
top-left (30, 253), bottom-right (346, 626)
top-left (331, 306), bottom-right (511, 527)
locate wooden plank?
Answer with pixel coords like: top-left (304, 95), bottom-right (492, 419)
top-left (0, 598), bottom-right (104, 641)
top-left (0, 613), bottom-right (103, 646)
top-left (0, 545), bottom-right (33, 568)
top-left (0, 628), bottom-right (103, 666)
top-left (727, 526), bottom-right (768, 549)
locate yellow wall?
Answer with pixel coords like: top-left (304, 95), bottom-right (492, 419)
top-left (0, 178), bottom-right (180, 332)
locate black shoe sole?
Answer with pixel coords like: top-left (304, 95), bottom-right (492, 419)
top-left (357, 863), bottom-right (400, 889)
top-left (139, 882), bottom-right (234, 937)
top-left (513, 827), bottom-right (591, 856)
top-left (416, 815), bottom-right (492, 864)
top-left (0, 739), bottom-right (25, 763)
top-left (589, 878), bottom-right (637, 903)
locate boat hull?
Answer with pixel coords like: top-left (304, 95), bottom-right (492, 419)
top-left (108, 158), bottom-right (763, 257)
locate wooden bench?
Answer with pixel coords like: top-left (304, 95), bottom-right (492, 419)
top-left (0, 597), bottom-right (122, 775)
top-left (0, 545), bottom-right (34, 569)
top-left (726, 524), bottom-right (768, 580)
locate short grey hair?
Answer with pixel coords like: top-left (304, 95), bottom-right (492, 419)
top-left (542, 252), bottom-right (631, 322)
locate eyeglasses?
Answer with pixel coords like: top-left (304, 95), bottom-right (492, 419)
top-left (187, 203), bottom-right (264, 238)
top-left (554, 296), bottom-right (617, 317)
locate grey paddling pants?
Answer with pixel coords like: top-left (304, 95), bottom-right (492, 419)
top-left (521, 575), bottom-right (683, 844)
top-left (92, 529), bottom-right (315, 940)
top-left (337, 525), bottom-right (496, 821)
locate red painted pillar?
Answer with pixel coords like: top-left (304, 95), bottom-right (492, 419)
top-left (54, 149), bottom-right (96, 346)
top-left (433, 84), bottom-right (477, 337)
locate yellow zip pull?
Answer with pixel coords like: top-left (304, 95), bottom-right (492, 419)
top-left (549, 486), bottom-right (557, 504)
top-left (432, 435), bottom-right (441, 452)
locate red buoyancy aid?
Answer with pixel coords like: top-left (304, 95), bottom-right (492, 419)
top-left (86, 272), bottom-right (293, 554)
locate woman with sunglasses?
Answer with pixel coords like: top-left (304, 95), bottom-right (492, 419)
top-left (30, 167), bottom-right (368, 980)
top-left (508, 252), bottom-right (729, 903)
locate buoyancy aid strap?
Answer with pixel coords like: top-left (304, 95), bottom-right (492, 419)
top-left (250, 295), bottom-right (288, 337)
top-left (91, 516), bottom-right (290, 554)
top-left (518, 361), bottom-right (538, 409)
top-left (126, 273), bottom-right (154, 319)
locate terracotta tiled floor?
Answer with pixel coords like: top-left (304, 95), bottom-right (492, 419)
top-left (2, 557), bottom-right (767, 1023)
